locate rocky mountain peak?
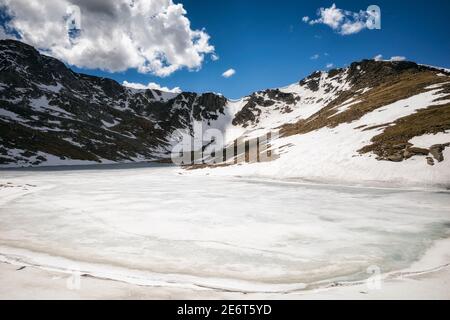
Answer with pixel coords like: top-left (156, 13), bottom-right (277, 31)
top-left (0, 40), bottom-right (229, 167)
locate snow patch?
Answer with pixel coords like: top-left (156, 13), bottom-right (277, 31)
top-left (36, 82), bottom-right (63, 93)
top-left (409, 132), bottom-right (450, 148)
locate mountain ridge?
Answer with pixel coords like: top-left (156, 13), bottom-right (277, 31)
top-left (1, 39), bottom-right (450, 189)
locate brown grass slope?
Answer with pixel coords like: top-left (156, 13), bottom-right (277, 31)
top-left (281, 63), bottom-right (450, 163)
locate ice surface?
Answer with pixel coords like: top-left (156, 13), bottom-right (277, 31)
top-left (0, 165), bottom-right (449, 292)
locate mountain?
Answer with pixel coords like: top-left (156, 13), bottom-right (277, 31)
top-left (0, 40), bottom-right (227, 166)
top-left (1, 40), bottom-right (449, 187)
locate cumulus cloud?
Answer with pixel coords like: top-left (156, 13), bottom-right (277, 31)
top-left (122, 81), bottom-right (181, 93)
top-left (310, 54), bottom-right (320, 60)
top-left (0, 23), bottom-right (15, 40)
top-left (389, 56), bottom-right (406, 62)
top-left (0, 0), bottom-right (216, 76)
top-left (0, 26), bottom-right (8, 39)
top-left (211, 53), bottom-right (219, 61)
top-left (373, 54), bottom-right (407, 62)
top-left (222, 68), bottom-right (236, 78)
top-left (374, 54), bottom-right (383, 61)
top-left (340, 20), bottom-right (366, 35)
top-left (303, 3), bottom-right (373, 35)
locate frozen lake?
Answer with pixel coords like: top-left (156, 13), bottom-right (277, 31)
top-left (0, 164), bottom-right (449, 292)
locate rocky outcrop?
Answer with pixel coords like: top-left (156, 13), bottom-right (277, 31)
top-left (430, 143), bottom-right (450, 162)
top-left (406, 147), bottom-right (430, 157)
top-left (346, 59), bottom-right (429, 90)
top-left (232, 95), bottom-right (261, 127)
top-left (299, 71), bottom-right (321, 92)
top-left (232, 89), bottom-right (298, 127)
top-left (265, 89), bottom-right (297, 104)
top-left (374, 143), bottom-right (449, 165)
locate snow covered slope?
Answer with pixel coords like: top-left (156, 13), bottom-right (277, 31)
top-left (193, 62), bottom-right (450, 188)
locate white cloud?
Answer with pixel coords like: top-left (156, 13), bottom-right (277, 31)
top-left (373, 55), bottom-right (407, 62)
top-left (304, 3), bottom-right (371, 35)
top-left (302, 16), bottom-right (310, 23)
top-left (211, 53), bottom-right (219, 61)
top-left (389, 56), bottom-right (406, 62)
top-left (0, 0), bottom-right (215, 77)
top-left (0, 25), bottom-right (14, 40)
top-left (122, 81), bottom-right (181, 93)
top-left (326, 63), bottom-right (334, 69)
top-left (222, 68), bottom-right (236, 78)
top-left (310, 54), bottom-right (320, 60)
top-left (310, 4), bottom-right (345, 29)
top-left (340, 21), bottom-right (366, 35)
top-left (374, 54), bottom-right (383, 61)
top-left (0, 26), bottom-right (8, 39)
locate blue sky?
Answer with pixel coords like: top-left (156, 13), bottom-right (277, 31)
top-left (2, 0), bottom-right (450, 99)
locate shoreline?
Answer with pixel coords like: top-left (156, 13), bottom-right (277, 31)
top-left (1, 160), bottom-right (449, 192)
top-left (1, 238), bottom-right (449, 299)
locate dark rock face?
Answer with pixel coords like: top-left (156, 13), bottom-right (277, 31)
top-left (430, 143), bottom-right (450, 162)
top-left (373, 142), bottom-right (449, 165)
top-left (407, 147), bottom-right (430, 156)
top-left (327, 68), bottom-right (344, 79)
top-left (299, 71), bottom-right (321, 92)
top-left (387, 154), bottom-right (403, 162)
top-left (0, 39), bottom-right (227, 166)
top-left (232, 89), bottom-right (298, 127)
top-left (232, 95), bottom-right (261, 127)
top-left (265, 89), bottom-right (296, 104)
top-left (346, 59), bottom-right (427, 90)
top-left (194, 93), bottom-right (227, 122)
